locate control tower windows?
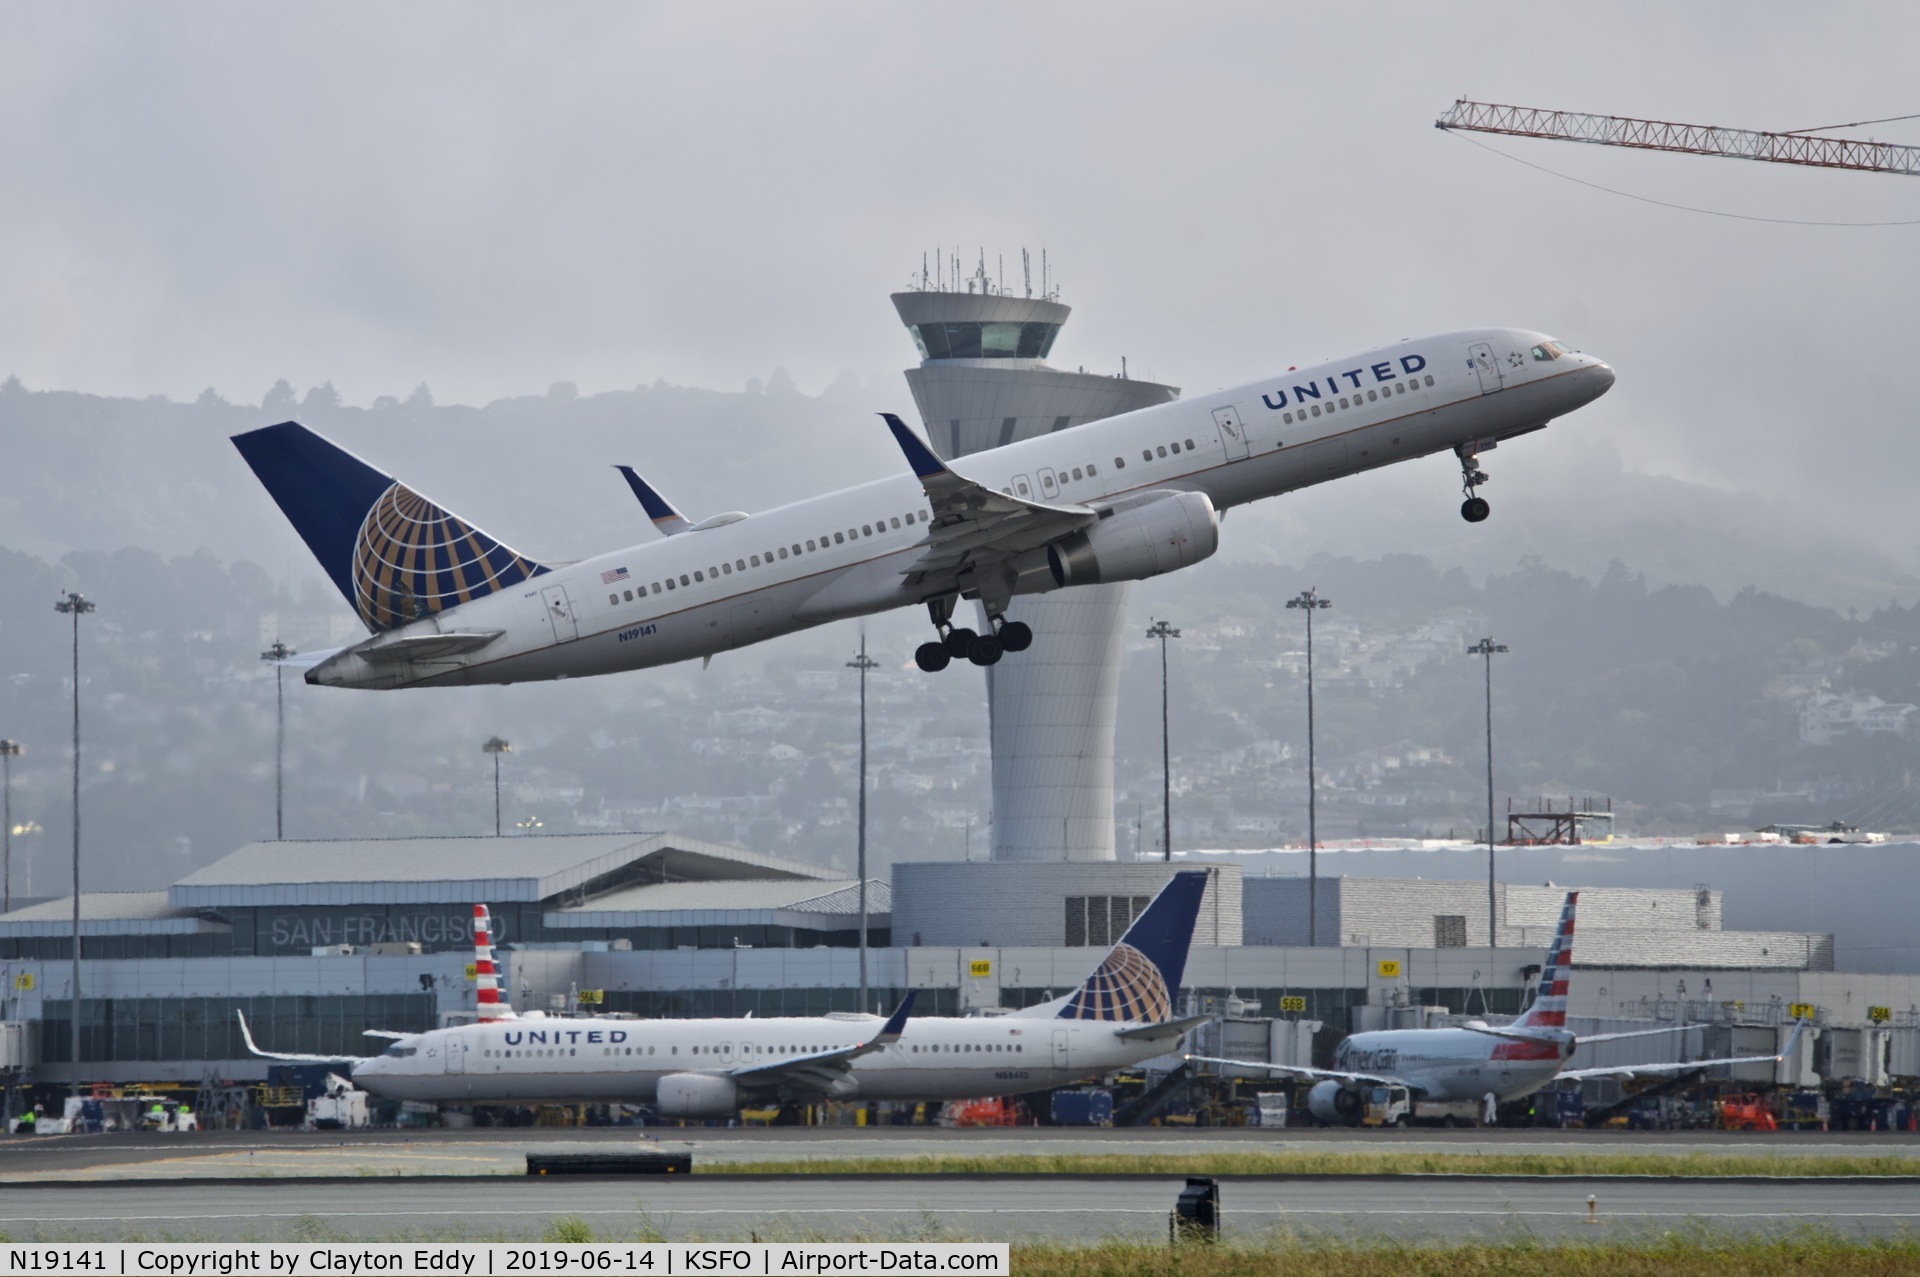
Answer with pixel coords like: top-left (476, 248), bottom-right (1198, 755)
top-left (910, 321), bottom-right (1061, 361)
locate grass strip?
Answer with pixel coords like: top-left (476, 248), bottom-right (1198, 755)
top-left (701, 1150), bottom-right (1920, 1178)
top-left (1007, 1235), bottom-right (1920, 1276)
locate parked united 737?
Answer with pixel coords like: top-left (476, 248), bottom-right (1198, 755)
top-left (1189, 891), bottom-right (1806, 1125)
top-left (231, 329), bottom-right (1613, 686)
top-left (239, 871), bottom-right (1213, 1118)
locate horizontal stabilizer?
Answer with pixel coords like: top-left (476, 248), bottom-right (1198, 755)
top-left (357, 631), bottom-right (505, 663)
top-left (1116, 1014), bottom-right (1212, 1042)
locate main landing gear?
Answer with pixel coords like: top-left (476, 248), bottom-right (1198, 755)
top-left (1457, 444), bottom-right (1491, 523)
top-left (914, 599), bottom-right (1033, 672)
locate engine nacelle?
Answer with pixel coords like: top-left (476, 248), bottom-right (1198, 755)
top-left (1047, 490), bottom-right (1219, 588)
top-left (1307, 1079), bottom-right (1363, 1125)
top-left (656, 1072), bottom-right (739, 1119)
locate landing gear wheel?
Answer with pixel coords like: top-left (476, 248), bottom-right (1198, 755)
top-left (1461, 496), bottom-right (1491, 523)
top-left (967, 633), bottom-right (1003, 666)
top-left (998, 620), bottom-right (1033, 652)
top-left (943, 627), bottom-right (977, 658)
top-left (914, 641), bottom-right (952, 673)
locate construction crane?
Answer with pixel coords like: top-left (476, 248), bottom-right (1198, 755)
top-left (1436, 99), bottom-right (1920, 177)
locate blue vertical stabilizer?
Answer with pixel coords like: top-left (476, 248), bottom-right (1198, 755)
top-left (232, 421), bottom-right (546, 633)
top-left (1058, 869), bottom-right (1209, 1022)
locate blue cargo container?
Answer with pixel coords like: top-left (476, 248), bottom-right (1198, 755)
top-left (1050, 1088), bottom-right (1113, 1126)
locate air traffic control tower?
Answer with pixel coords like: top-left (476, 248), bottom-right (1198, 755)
top-left (892, 259), bottom-right (1179, 862)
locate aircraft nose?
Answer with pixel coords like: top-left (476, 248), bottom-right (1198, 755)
top-left (1587, 360), bottom-right (1616, 395)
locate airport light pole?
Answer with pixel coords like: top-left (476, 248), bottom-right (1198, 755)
top-left (260, 642), bottom-right (295, 839)
top-left (55, 591), bottom-right (94, 1099)
top-left (482, 737), bottom-right (511, 836)
top-left (0, 739), bottom-right (20, 914)
top-left (1145, 620), bottom-right (1181, 861)
top-left (847, 638), bottom-right (880, 1013)
top-left (1466, 637), bottom-right (1509, 948)
top-left (1286, 590), bottom-right (1331, 945)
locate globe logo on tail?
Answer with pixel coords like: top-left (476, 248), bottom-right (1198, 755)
top-left (352, 483), bottom-right (542, 631)
top-left (1063, 942), bottom-right (1172, 1022)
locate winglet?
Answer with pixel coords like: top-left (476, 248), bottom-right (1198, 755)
top-left (881, 413), bottom-right (950, 480)
top-left (869, 990), bottom-right (917, 1046)
top-left (615, 465), bottom-right (692, 535)
top-left (237, 1009), bottom-right (265, 1057)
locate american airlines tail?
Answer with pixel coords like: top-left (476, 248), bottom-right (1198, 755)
top-left (231, 422), bottom-right (549, 634)
top-left (1014, 869), bottom-right (1209, 1022)
top-left (1512, 890), bottom-right (1578, 1030)
top-left (473, 904), bottom-right (514, 1021)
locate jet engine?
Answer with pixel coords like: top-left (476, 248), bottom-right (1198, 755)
top-left (656, 1072), bottom-right (739, 1119)
top-left (1046, 491), bottom-right (1219, 588)
top-left (1306, 1080), bottom-right (1363, 1126)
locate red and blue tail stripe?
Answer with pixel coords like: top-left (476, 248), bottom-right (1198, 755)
top-left (1514, 890), bottom-right (1577, 1029)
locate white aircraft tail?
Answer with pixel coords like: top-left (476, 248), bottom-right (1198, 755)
top-left (474, 904), bottom-right (515, 1021)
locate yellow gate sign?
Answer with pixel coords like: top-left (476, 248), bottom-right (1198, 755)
top-left (577, 989), bottom-right (604, 1005)
top-left (968, 959), bottom-right (992, 978)
top-left (1376, 959), bottom-right (1402, 979)
top-left (1278, 995), bottom-right (1307, 1014)
top-left (1869, 1005), bottom-right (1891, 1023)
top-left (11, 972), bottom-right (31, 991)
top-left (464, 963), bottom-right (478, 980)
top-left (1788, 1002), bottom-right (1816, 1021)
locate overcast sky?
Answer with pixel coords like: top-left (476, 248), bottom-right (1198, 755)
top-left (4, 4), bottom-right (1918, 535)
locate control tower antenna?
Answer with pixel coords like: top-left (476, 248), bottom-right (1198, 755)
top-left (1042, 248), bottom-right (1048, 300)
top-left (998, 253), bottom-right (1003, 296)
top-left (922, 252), bottom-right (929, 291)
top-left (1022, 248), bottom-right (1031, 298)
top-left (935, 247), bottom-right (942, 293)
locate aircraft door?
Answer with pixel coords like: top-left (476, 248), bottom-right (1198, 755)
top-left (1037, 467), bottom-right (1058, 499)
top-left (541, 585), bottom-right (580, 642)
top-left (445, 1040), bottom-right (465, 1075)
top-left (1213, 405), bottom-right (1250, 460)
top-left (1051, 1029), bottom-right (1070, 1070)
top-left (1467, 342), bottom-right (1503, 394)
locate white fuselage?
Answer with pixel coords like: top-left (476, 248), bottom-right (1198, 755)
top-left (313, 329), bottom-right (1612, 688)
top-left (350, 1012), bottom-right (1166, 1106)
top-left (1334, 1027), bottom-right (1571, 1102)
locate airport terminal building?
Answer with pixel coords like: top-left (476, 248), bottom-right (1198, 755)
top-left (6, 829), bottom-right (1915, 1092)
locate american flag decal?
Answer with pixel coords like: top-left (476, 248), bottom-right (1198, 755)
top-left (601, 566), bottom-right (630, 585)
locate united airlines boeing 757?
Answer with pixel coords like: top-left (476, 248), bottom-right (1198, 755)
top-left (232, 329), bottom-right (1612, 684)
top-left (241, 872), bottom-right (1212, 1118)
top-left (1190, 892), bottom-right (1805, 1125)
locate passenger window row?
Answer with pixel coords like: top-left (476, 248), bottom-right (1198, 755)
top-left (1282, 374), bottom-right (1434, 425)
top-left (607, 509), bottom-right (931, 606)
top-left (1140, 437), bottom-right (1200, 463)
top-left (1001, 462), bottom-right (1098, 498)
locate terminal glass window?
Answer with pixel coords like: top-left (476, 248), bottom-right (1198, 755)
top-left (911, 321), bottom-right (1060, 361)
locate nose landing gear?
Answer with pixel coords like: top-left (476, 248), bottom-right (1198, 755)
top-left (913, 599), bottom-right (1034, 672)
top-left (1457, 444), bottom-right (1492, 523)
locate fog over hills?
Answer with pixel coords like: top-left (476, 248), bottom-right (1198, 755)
top-left (7, 373), bottom-right (1920, 900)
top-left (4, 374), bottom-right (1913, 615)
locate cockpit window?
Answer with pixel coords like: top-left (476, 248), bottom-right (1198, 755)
top-left (1531, 344), bottom-right (1559, 362)
top-left (383, 1043), bottom-right (417, 1057)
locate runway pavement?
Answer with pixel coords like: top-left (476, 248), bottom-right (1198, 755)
top-left (2, 1173), bottom-right (1917, 1243)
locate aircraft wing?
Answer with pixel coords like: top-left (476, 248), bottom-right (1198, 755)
top-left (727, 992), bottom-right (916, 1100)
top-left (1557, 1021), bottom-right (1805, 1081)
top-left (883, 414), bottom-right (1098, 594)
top-left (1183, 1053), bottom-right (1417, 1092)
top-left (237, 1010), bottom-right (368, 1063)
top-left (615, 465), bottom-right (693, 536)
